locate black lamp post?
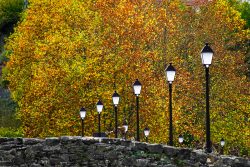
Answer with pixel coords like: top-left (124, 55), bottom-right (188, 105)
top-left (96, 100), bottom-right (103, 137)
top-left (133, 79), bottom-right (142, 141)
top-left (165, 63), bottom-right (176, 146)
top-left (178, 134), bottom-right (184, 145)
top-left (144, 127), bottom-right (150, 143)
top-left (220, 138), bottom-right (225, 155)
top-left (80, 107), bottom-right (86, 137)
top-left (201, 43), bottom-right (214, 153)
top-left (112, 91), bottom-right (120, 138)
top-left (123, 121), bottom-right (128, 140)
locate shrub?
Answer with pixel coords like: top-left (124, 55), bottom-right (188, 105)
top-left (0, 127), bottom-right (23, 137)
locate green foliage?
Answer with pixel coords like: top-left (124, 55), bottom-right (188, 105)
top-left (181, 132), bottom-right (194, 147)
top-left (236, 1), bottom-right (250, 29)
top-left (0, 0), bottom-right (24, 32)
top-left (240, 2), bottom-right (250, 28)
top-left (0, 127), bottom-right (23, 137)
top-left (0, 49), bottom-right (10, 64)
top-left (229, 1), bottom-right (250, 80)
top-left (0, 94), bottom-right (20, 128)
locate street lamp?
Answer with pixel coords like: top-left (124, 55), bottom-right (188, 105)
top-left (220, 138), bottom-right (225, 155)
top-left (165, 63), bottom-right (176, 146)
top-left (144, 127), bottom-right (150, 143)
top-left (112, 91), bottom-right (120, 138)
top-left (133, 79), bottom-right (142, 141)
top-left (80, 107), bottom-right (86, 137)
top-left (178, 135), bottom-right (184, 145)
top-left (123, 121), bottom-right (128, 140)
top-left (201, 43), bottom-right (214, 153)
top-left (96, 100), bottom-right (104, 137)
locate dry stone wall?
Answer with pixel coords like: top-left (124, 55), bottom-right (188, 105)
top-left (0, 137), bottom-right (249, 167)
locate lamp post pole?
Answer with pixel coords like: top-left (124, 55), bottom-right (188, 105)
top-left (201, 43), bottom-right (214, 153)
top-left (136, 95), bottom-right (140, 141)
top-left (98, 113), bottom-right (101, 137)
top-left (205, 66), bottom-right (211, 153)
top-left (144, 127), bottom-right (150, 143)
top-left (133, 79), bottom-right (142, 142)
top-left (115, 106), bottom-right (118, 138)
top-left (165, 63), bottom-right (176, 146)
top-left (80, 107), bottom-right (86, 137)
top-left (81, 119), bottom-right (84, 137)
top-left (169, 82), bottom-right (173, 146)
top-left (221, 144), bottom-right (224, 155)
top-left (112, 91), bottom-right (120, 138)
top-left (96, 100), bottom-right (104, 137)
top-left (220, 138), bottom-right (225, 155)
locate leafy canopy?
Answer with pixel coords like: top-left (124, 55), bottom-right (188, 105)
top-left (3, 0), bottom-right (250, 156)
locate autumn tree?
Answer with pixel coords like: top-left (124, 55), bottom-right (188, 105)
top-left (3, 0), bottom-right (249, 155)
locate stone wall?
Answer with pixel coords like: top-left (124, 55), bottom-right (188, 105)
top-left (0, 137), bottom-right (249, 167)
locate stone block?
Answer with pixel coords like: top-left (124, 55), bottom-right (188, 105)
top-left (102, 138), bottom-right (121, 145)
top-left (177, 148), bottom-right (192, 159)
top-left (40, 157), bottom-right (50, 165)
top-left (136, 159), bottom-right (150, 167)
top-left (121, 140), bottom-right (132, 147)
top-left (13, 153), bottom-right (25, 165)
top-left (81, 138), bottom-right (99, 145)
top-left (0, 161), bottom-right (13, 166)
top-left (30, 164), bottom-right (42, 167)
top-left (0, 151), bottom-right (15, 161)
top-left (43, 145), bottom-right (61, 153)
top-left (0, 138), bottom-right (14, 144)
top-left (107, 150), bottom-right (120, 160)
top-left (147, 144), bottom-right (163, 154)
top-left (60, 136), bottom-right (72, 144)
top-left (93, 153), bottom-right (105, 160)
top-left (50, 158), bottom-right (61, 166)
top-left (122, 157), bottom-right (135, 166)
top-left (231, 157), bottom-right (250, 167)
top-left (30, 143), bottom-right (44, 152)
top-left (45, 137), bottom-right (60, 146)
top-left (68, 145), bottom-right (88, 153)
top-left (190, 150), bottom-right (208, 164)
top-left (163, 145), bottom-right (180, 157)
top-left (23, 138), bottom-right (43, 145)
top-left (163, 164), bottom-right (177, 167)
top-left (14, 138), bottom-right (23, 145)
top-left (0, 145), bottom-right (12, 151)
top-left (133, 142), bottom-right (148, 151)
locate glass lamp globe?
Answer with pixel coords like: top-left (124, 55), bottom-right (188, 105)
top-left (133, 79), bottom-right (142, 96)
top-left (96, 100), bottom-right (103, 114)
top-left (220, 138), bottom-right (225, 147)
top-left (144, 127), bottom-right (150, 137)
top-left (201, 43), bottom-right (214, 68)
top-left (80, 107), bottom-right (86, 119)
top-left (178, 135), bottom-right (184, 144)
top-left (165, 63), bottom-right (176, 84)
top-left (112, 91), bottom-right (120, 106)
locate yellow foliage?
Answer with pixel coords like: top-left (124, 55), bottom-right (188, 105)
top-left (3, 0), bottom-right (249, 155)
